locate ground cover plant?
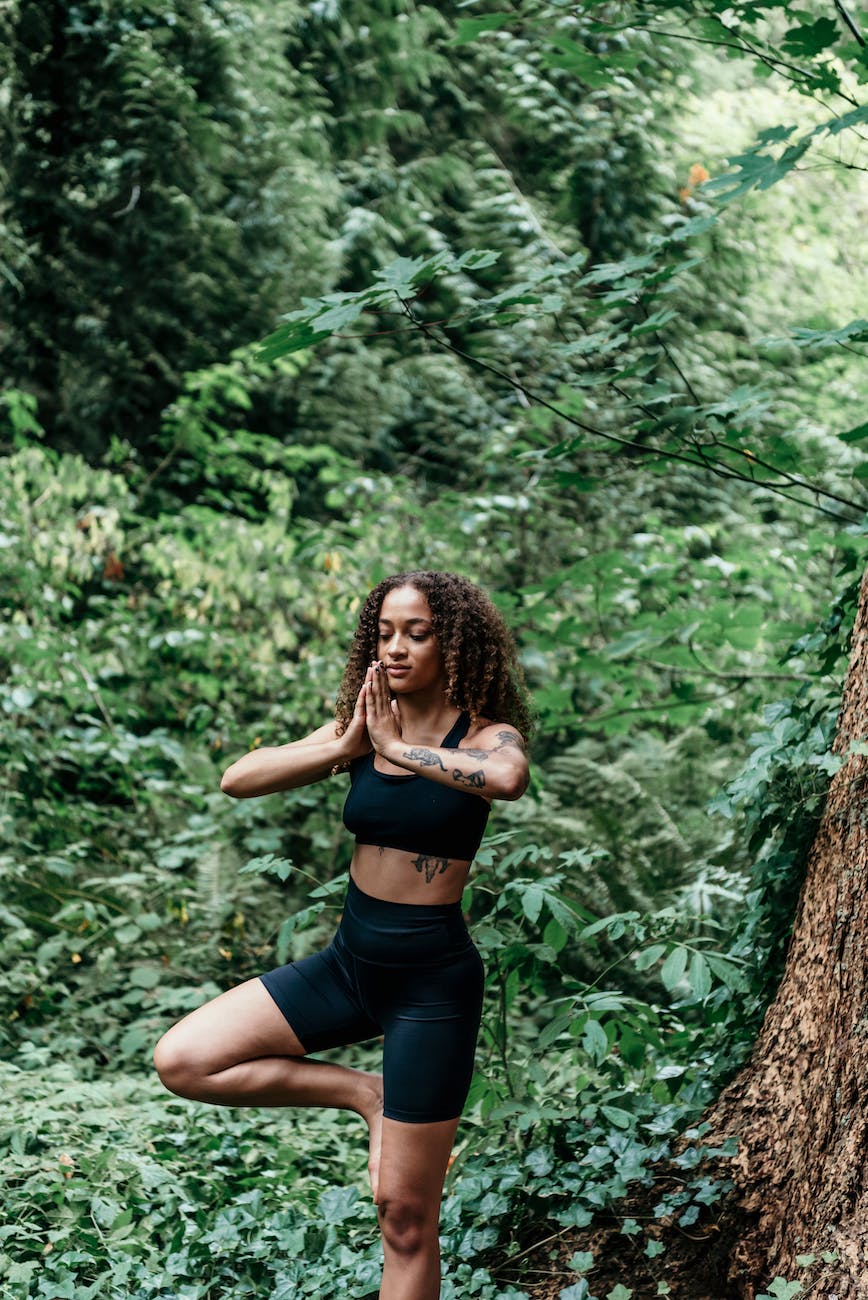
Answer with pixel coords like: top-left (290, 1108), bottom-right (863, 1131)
top-left (2, 0), bottom-right (867, 1295)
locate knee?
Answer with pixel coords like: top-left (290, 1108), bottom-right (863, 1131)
top-left (153, 1032), bottom-right (199, 1098)
top-left (377, 1194), bottom-right (434, 1257)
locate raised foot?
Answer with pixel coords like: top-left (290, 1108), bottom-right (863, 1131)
top-left (360, 1071), bottom-right (384, 1202)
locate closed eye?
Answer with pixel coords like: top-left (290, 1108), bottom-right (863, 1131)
top-left (378, 632), bottom-right (429, 642)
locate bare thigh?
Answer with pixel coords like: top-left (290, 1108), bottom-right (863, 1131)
top-left (154, 977), bottom-right (306, 1076)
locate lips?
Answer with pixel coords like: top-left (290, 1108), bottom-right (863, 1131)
top-left (386, 666), bottom-right (410, 675)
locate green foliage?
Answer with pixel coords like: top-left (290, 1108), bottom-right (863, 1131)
top-left (0, 0), bottom-right (335, 458)
top-left (2, 0), bottom-right (867, 1294)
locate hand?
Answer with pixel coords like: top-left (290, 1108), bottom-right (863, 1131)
top-left (338, 673), bottom-right (374, 761)
top-left (364, 659), bottom-right (403, 756)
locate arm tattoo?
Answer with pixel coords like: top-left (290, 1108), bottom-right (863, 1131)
top-left (463, 747), bottom-right (491, 760)
top-left (453, 768), bottom-right (485, 788)
top-left (402, 747), bottom-right (447, 770)
top-left (493, 730), bottom-right (526, 752)
top-left (411, 853), bottom-right (451, 883)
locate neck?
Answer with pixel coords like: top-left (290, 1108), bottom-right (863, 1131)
top-left (394, 685), bottom-right (460, 741)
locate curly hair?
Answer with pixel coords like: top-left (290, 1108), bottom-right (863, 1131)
top-left (334, 570), bottom-right (536, 745)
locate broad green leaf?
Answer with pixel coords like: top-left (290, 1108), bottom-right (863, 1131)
top-left (838, 422), bottom-right (868, 443)
top-left (688, 951), bottom-right (712, 1001)
top-left (310, 301), bottom-right (365, 333)
top-left (520, 883), bottom-right (545, 924)
top-left (539, 1010), bottom-right (577, 1050)
top-left (600, 1104), bottom-right (633, 1129)
top-left (238, 854), bottom-right (294, 882)
top-left (544, 917), bottom-right (569, 952)
top-left (258, 320), bottom-right (330, 360)
top-left (781, 17), bottom-right (839, 56)
top-left (582, 1017), bottom-right (610, 1062)
top-left (660, 946), bottom-right (688, 990)
top-left (635, 943), bottom-right (667, 971)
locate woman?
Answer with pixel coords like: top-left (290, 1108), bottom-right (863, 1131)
top-left (153, 570), bottom-right (533, 1300)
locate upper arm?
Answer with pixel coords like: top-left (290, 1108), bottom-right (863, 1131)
top-left (277, 718), bottom-right (341, 749)
top-left (471, 723), bottom-right (530, 799)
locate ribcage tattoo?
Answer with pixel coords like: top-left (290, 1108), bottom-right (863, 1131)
top-left (411, 853), bottom-right (451, 883)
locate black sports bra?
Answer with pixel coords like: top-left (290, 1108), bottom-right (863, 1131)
top-left (342, 711), bottom-right (491, 861)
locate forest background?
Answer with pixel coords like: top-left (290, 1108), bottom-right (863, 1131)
top-left (1, 0), bottom-right (866, 1297)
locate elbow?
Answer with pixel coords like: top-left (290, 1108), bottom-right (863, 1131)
top-left (500, 769), bottom-right (529, 801)
top-left (220, 767), bottom-right (244, 798)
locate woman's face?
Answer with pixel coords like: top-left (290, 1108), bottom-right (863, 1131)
top-left (375, 585), bottom-right (446, 695)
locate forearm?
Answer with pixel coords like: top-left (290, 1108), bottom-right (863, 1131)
top-left (220, 737), bottom-right (348, 798)
top-left (380, 740), bottom-right (526, 801)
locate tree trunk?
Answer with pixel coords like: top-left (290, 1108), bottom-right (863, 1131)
top-left (700, 564), bottom-right (868, 1297)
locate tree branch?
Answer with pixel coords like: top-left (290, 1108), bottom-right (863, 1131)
top-left (395, 297), bottom-right (865, 526)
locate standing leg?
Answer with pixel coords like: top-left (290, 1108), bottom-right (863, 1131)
top-left (152, 977), bottom-right (385, 1196)
top-left (376, 1116), bottom-right (460, 1300)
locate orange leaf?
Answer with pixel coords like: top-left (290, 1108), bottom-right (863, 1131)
top-left (103, 552), bottom-right (124, 581)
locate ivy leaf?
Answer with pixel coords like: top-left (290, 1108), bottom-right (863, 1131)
top-left (318, 1185), bottom-right (361, 1224)
top-left (600, 1105), bottom-right (634, 1129)
top-left (756, 1280), bottom-right (803, 1300)
top-left (560, 1283), bottom-right (593, 1300)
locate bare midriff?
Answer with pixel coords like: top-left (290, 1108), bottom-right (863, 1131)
top-left (350, 841), bottom-right (473, 906)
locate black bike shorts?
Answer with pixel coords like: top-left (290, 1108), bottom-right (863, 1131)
top-left (259, 874), bottom-right (485, 1124)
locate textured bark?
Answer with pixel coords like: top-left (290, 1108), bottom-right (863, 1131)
top-left (698, 565), bottom-right (868, 1297)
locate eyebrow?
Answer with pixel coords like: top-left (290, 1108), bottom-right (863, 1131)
top-left (377, 617), bottom-right (430, 626)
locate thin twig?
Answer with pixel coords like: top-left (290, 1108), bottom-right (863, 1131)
top-left (71, 655), bottom-right (117, 735)
top-left (395, 297), bottom-right (865, 525)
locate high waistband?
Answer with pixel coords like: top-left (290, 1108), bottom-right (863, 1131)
top-left (339, 874), bottom-right (471, 967)
top-left (345, 873), bottom-right (464, 921)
